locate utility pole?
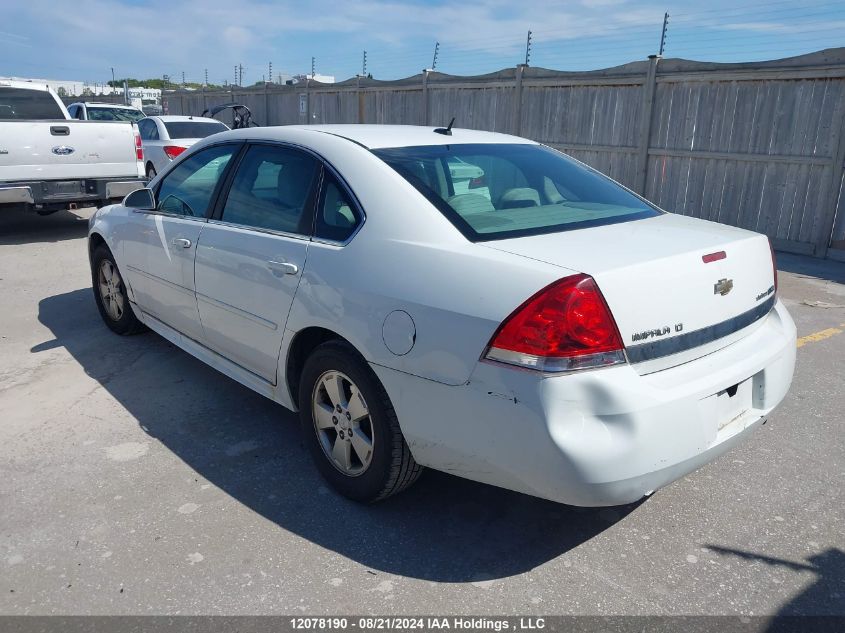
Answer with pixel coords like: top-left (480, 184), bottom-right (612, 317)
top-left (524, 30), bottom-right (532, 66)
top-left (311, 56), bottom-right (316, 78)
top-left (234, 65), bottom-right (238, 86)
top-left (204, 68), bottom-right (208, 86)
top-left (362, 51), bottom-right (367, 76)
top-left (659, 12), bottom-right (669, 56)
top-left (432, 42), bottom-right (440, 71)
top-left (239, 64), bottom-right (244, 86)
top-left (268, 61), bottom-right (272, 84)
top-left (110, 67), bottom-right (115, 87)
top-left (181, 71), bottom-right (185, 86)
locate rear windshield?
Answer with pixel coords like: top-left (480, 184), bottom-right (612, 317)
top-left (0, 87), bottom-right (65, 120)
top-left (373, 143), bottom-right (660, 241)
top-left (164, 121), bottom-right (228, 139)
top-left (86, 106), bottom-right (145, 122)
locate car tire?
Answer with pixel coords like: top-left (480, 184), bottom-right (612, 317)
top-left (146, 163), bottom-right (156, 179)
top-left (299, 340), bottom-right (422, 502)
top-left (91, 244), bottom-right (146, 335)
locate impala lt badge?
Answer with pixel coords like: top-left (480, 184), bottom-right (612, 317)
top-left (52, 145), bottom-right (75, 156)
top-left (714, 278), bottom-right (734, 296)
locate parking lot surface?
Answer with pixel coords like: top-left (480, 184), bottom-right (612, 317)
top-left (1, 207), bottom-right (843, 616)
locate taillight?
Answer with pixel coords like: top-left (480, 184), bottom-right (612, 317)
top-left (134, 132), bottom-right (143, 161)
top-left (469, 175), bottom-right (486, 189)
top-left (163, 145), bottom-right (187, 160)
top-left (484, 274), bottom-right (626, 373)
top-left (768, 238), bottom-right (778, 297)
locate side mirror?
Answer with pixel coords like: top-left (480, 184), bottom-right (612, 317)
top-left (124, 188), bottom-right (155, 210)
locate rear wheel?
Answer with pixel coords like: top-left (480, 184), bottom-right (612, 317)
top-left (146, 163), bottom-right (157, 179)
top-left (299, 340), bottom-right (422, 502)
top-left (91, 245), bottom-right (146, 335)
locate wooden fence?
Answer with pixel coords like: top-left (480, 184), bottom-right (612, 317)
top-left (168, 49), bottom-right (845, 259)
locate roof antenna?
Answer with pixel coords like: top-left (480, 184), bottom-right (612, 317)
top-left (434, 117), bottom-right (455, 136)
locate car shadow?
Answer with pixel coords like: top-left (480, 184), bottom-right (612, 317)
top-left (0, 206), bottom-right (92, 246)
top-left (33, 287), bottom-right (641, 583)
top-left (705, 545), bottom-right (845, 621)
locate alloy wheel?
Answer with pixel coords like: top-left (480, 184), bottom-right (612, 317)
top-left (311, 370), bottom-right (374, 476)
top-left (98, 259), bottom-right (125, 321)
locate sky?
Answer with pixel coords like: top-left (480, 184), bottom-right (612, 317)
top-left (2, 0), bottom-right (844, 85)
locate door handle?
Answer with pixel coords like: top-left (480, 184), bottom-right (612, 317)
top-left (266, 260), bottom-right (299, 276)
top-left (171, 238), bottom-right (192, 248)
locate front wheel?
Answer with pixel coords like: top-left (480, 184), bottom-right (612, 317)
top-left (299, 340), bottom-right (422, 502)
top-left (91, 245), bottom-right (146, 335)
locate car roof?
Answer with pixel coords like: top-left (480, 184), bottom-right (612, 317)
top-left (223, 124), bottom-right (536, 150)
top-left (150, 115), bottom-right (223, 123)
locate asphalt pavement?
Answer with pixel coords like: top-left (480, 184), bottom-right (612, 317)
top-left (1, 207), bottom-right (843, 616)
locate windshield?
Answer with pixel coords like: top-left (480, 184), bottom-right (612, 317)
top-left (373, 143), bottom-right (660, 241)
top-left (164, 121), bottom-right (228, 139)
top-left (86, 107), bottom-right (145, 122)
top-left (0, 87), bottom-right (65, 119)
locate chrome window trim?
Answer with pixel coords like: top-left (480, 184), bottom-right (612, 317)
top-left (204, 217), bottom-right (310, 242)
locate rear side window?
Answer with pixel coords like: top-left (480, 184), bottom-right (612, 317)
top-left (315, 172), bottom-right (361, 242)
top-left (86, 107), bottom-right (145, 122)
top-left (373, 144), bottom-right (660, 241)
top-left (0, 87), bottom-right (65, 119)
top-left (164, 121), bottom-right (228, 139)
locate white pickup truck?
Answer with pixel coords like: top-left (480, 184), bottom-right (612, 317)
top-left (0, 79), bottom-right (146, 215)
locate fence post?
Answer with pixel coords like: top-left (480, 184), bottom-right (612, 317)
top-left (357, 76), bottom-right (364, 124)
top-left (818, 93), bottom-right (845, 257)
top-left (635, 55), bottom-right (660, 196)
top-left (263, 81), bottom-right (270, 126)
top-left (422, 70), bottom-right (430, 126)
top-left (514, 63), bottom-right (527, 137)
top-left (306, 78), bottom-right (312, 125)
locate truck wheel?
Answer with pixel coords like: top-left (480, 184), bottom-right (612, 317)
top-left (146, 164), bottom-right (157, 179)
top-left (298, 340), bottom-right (422, 502)
top-left (91, 244), bottom-right (146, 335)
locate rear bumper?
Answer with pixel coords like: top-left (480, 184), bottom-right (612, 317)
top-left (372, 300), bottom-right (797, 506)
top-left (0, 178), bottom-right (145, 208)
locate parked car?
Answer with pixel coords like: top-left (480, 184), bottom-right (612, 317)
top-left (67, 101), bottom-right (145, 122)
top-left (138, 115), bottom-right (229, 179)
top-left (87, 125), bottom-right (796, 506)
top-left (0, 80), bottom-right (146, 215)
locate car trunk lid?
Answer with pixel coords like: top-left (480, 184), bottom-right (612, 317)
top-left (482, 213), bottom-right (776, 373)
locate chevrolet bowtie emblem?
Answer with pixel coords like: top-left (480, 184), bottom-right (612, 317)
top-left (714, 278), bottom-right (734, 296)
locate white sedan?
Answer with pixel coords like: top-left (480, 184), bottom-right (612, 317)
top-left (137, 115), bottom-right (229, 179)
top-left (87, 125), bottom-right (796, 506)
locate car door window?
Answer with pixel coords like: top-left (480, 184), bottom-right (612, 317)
top-left (315, 172), bottom-right (361, 242)
top-left (154, 144), bottom-right (236, 217)
top-left (67, 105), bottom-right (78, 118)
top-left (219, 145), bottom-right (318, 234)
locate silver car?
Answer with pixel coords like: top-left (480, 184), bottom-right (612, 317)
top-left (138, 115), bottom-right (229, 179)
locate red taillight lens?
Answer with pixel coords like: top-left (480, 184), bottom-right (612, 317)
top-left (134, 133), bottom-right (143, 161)
top-left (163, 145), bottom-right (187, 159)
top-left (469, 175), bottom-right (486, 189)
top-left (485, 274), bottom-right (626, 373)
top-left (768, 238), bottom-right (778, 297)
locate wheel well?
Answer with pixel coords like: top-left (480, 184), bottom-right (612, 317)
top-left (286, 327), bottom-right (349, 408)
top-left (88, 232), bottom-right (106, 264)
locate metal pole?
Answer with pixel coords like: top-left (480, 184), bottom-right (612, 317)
top-left (659, 12), bottom-right (669, 56)
top-left (524, 30), bottom-right (532, 66)
top-left (362, 51), bottom-right (368, 76)
top-left (432, 42), bottom-right (440, 71)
